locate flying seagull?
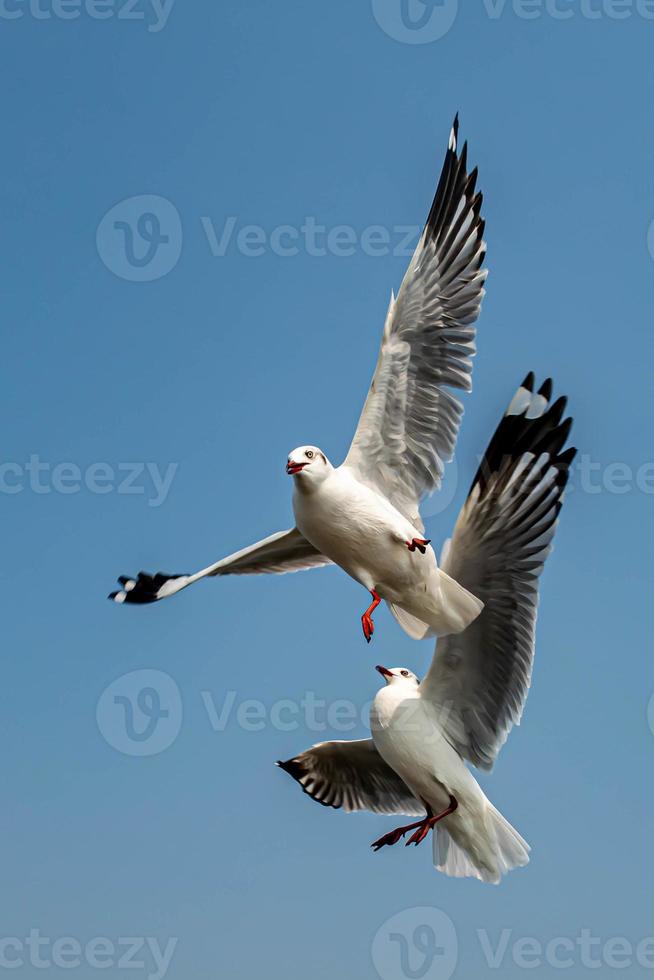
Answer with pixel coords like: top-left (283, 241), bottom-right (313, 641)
top-left (278, 376), bottom-right (576, 882)
top-left (109, 115), bottom-right (487, 642)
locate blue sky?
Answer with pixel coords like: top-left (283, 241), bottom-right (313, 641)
top-left (2, 1), bottom-right (654, 977)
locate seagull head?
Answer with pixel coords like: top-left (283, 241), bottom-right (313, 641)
top-left (286, 446), bottom-right (331, 484)
top-left (375, 665), bottom-right (420, 688)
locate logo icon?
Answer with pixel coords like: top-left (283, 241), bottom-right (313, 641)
top-left (96, 669), bottom-right (183, 756)
top-left (421, 457), bottom-right (459, 520)
top-left (372, 907), bottom-right (458, 980)
top-left (96, 195), bottom-right (182, 282)
top-left (371, 0), bottom-right (459, 43)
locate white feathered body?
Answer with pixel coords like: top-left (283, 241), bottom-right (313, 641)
top-left (370, 684), bottom-right (530, 884)
top-left (292, 466), bottom-right (482, 638)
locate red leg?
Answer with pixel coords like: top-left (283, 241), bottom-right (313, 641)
top-left (405, 796), bottom-right (458, 847)
top-left (361, 590), bottom-right (381, 644)
top-left (371, 818), bottom-right (427, 851)
top-left (406, 537), bottom-right (431, 555)
top-left (371, 796), bottom-right (458, 852)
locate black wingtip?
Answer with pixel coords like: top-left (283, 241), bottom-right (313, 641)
top-left (538, 378), bottom-right (553, 400)
top-left (108, 592), bottom-right (119, 601)
top-left (450, 113), bottom-right (460, 152)
top-left (277, 758), bottom-right (304, 781)
top-left (521, 371), bottom-right (535, 391)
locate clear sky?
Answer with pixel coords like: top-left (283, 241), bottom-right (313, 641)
top-left (2, 1), bottom-right (654, 978)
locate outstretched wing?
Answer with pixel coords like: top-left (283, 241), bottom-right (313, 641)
top-left (420, 375), bottom-right (576, 770)
top-left (343, 116), bottom-right (487, 529)
top-left (109, 527), bottom-right (332, 605)
top-left (278, 739), bottom-right (423, 816)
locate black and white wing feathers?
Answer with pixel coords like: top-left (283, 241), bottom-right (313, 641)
top-left (109, 528), bottom-right (332, 604)
top-left (421, 375), bottom-right (576, 770)
top-left (278, 739), bottom-right (423, 816)
top-left (344, 116), bottom-right (487, 529)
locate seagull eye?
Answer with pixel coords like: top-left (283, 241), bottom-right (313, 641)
top-left (401, 670), bottom-right (410, 677)
top-left (305, 450), bottom-right (314, 459)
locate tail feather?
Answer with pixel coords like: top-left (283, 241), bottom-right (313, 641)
top-left (433, 804), bottom-right (530, 885)
top-left (388, 603), bottom-right (433, 640)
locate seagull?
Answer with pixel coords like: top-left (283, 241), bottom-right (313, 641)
top-left (109, 115), bottom-right (487, 642)
top-left (278, 376), bottom-right (576, 883)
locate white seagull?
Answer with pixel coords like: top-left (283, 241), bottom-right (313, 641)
top-left (109, 115), bottom-right (487, 643)
top-left (278, 376), bottom-right (575, 883)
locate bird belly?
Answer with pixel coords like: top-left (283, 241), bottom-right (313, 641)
top-left (293, 477), bottom-right (431, 593)
top-left (371, 694), bottom-right (459, 812)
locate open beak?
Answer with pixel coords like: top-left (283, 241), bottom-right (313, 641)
top-left (375, 665), bottom-right (393, 679)
top-left (286, 461), bottom-right (307, 475)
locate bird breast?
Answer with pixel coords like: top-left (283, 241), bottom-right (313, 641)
top-left (293, 469), bottom-right (416, 576)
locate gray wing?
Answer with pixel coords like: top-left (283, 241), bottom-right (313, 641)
top-left (204, 527), bottom-right (331, 577)
top-left (278, 739), bottom-right (424, 816)
top-left (343, 116), bottom-right (487, 529)
top-left (421, 375), bottom-right (576, 770)
top-left (109, 528), bottom-right (332, 604)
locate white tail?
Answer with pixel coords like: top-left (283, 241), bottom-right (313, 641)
top-left (433, 803), bottom-right (530, 885)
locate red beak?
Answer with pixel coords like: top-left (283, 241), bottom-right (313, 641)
top-left (376, 665), bottom-right (393, 678)
top-left (286, 461), bottom-right (307, 475)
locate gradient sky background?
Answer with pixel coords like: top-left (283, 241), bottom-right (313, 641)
top-left (2, 1), bottom-right (654, 977)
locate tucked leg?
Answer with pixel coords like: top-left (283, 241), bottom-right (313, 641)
top-left (371, 796), bottom-right (458, 852)
top-left (371, 818), bottom-right (428, 851)
top-left (406, 537), bottom-right (431, 555)
top-left (361, 590), bottom-right (381, 644)
top-left (405, 795), bottom-right (458, 847)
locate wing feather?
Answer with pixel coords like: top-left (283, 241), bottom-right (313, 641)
top-left (420, 376), bottom-right (576, 770)
top-left (109, 528), bottom-right (332, 604)
top-left (278, 739), bottom-right (423, 816)
top-left (344, 116), bottom-right (487, 527)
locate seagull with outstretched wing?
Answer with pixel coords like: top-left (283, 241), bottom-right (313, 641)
top-left (279, 375), bottom-right (576, 882)
top-left (110, 115), bottom-right (487, 642)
